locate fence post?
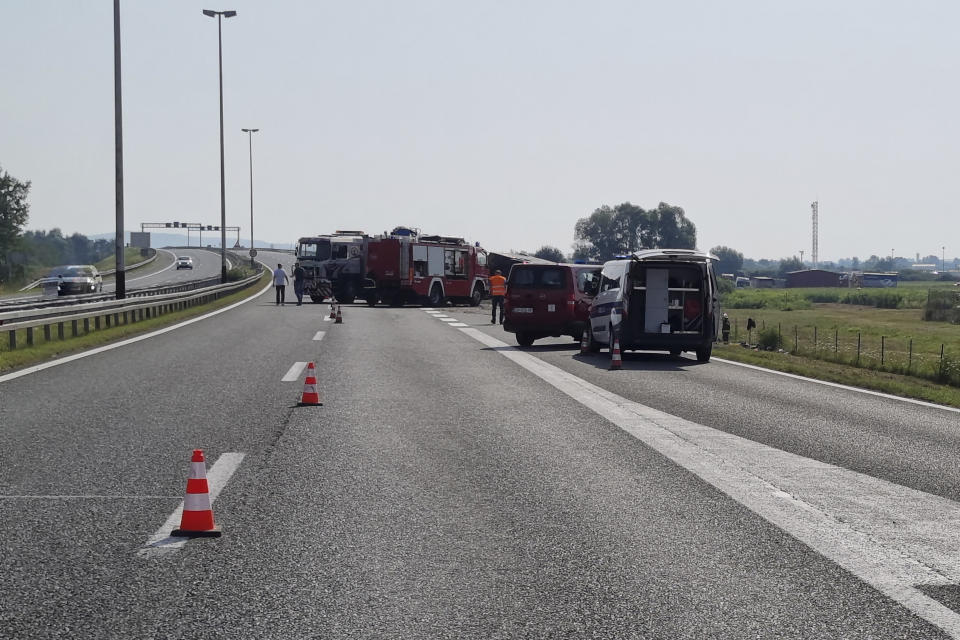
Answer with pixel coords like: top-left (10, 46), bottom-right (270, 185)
top-left (941, 344), bottom-right (946, 379)
top-left (814, 326), bottom-right (817, 351)
top-left (735, 318), bottom-right (738, 341)
top-left (908, 339), bottom-right (913, 372)
top-left (881, 336), bottom-right (885, 365)
top-left (778, 323), bottom-right (782, 348)
top-left (794, 325), bottom-right (798, 353)
top-left (835, 329), bottom-right (838, 353)
top-left (857, 332), bottom-right (861, 365)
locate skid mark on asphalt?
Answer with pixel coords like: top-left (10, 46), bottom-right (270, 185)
top-left (137, 452), bottom-right (245, 558)
top-left (282, 362), bottom-right (308, 382)
top-left (459, 326), bottom-right (960, 638)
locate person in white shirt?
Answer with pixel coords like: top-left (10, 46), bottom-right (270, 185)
top-left (273, 263), bottom-right (290, 306)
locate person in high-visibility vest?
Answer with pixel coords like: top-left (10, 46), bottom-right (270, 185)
top-left (489, 269), bottom-right (507, 325)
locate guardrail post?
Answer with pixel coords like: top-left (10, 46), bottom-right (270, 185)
top-left (113, 312), bottom-right (119, 326)
top-left (95, 316), bottom-right (101, 330)
top-left (58, 322), bottom-right (65, 339)
top-left (8, 329), bottom-right (15, 350)
top-left (83, 318), bottom-right (90, 334)
top-left (72, 320), bottom-right (78, 337)
top-left (43, 324), bottom-right (51, 341)
top-left (26, 327), bottom-right (34, 347)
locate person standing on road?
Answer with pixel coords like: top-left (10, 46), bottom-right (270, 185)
top-left (293, 262), bottom-right (306, 306)
top-left (489, 269), bottom-right (506, 325)
top-left (273, 263), bottom-right (289, 306)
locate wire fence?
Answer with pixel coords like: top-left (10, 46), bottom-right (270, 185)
top-left (730, 319), bottom-right (960, 388)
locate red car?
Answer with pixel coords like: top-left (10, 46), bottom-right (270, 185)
top-left (502, 263), bottom-right (601, 347)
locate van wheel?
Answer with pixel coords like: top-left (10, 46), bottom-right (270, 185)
top-left (428, 284), bottom-right (444, 307)
top-left (586, 325), bottom-right (601, 353)
top-left (516, 332), bottom-right (535, 347)
top-left (470, 284), bottom-right (483, 307)
top-left (695, 344), bottom-right (712, 363)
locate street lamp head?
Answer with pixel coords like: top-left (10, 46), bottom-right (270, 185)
top-left (202, 9), bottom-right (237, 18)
top-left (224, 10), bottom-right (237, 17)
top-left (202, 9), bottom-right (216, 17)
top-left (242, 128), bottom-right (260, 133)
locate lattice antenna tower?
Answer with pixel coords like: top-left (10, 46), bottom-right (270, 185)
top-left (811, 200), bottom-right (819, 268)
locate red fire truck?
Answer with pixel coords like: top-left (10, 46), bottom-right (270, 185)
top-left (363, 227), bottom-right (489, 307)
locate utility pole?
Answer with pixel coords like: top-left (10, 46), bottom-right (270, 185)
top-left (113, 0), bottom-right (126, 299)
top-left (810, 201), bottom-right (818, 269)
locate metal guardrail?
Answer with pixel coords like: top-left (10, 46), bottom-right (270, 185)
top-left (2, 268), bottom-right (265, 350)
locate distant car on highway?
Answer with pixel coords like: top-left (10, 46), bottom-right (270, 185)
top-left (49, 265), bottom-right (103, 295)
top-left (175, 256), bottom-right (194, 270)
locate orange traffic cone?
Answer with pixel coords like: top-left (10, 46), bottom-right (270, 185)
top-left (335, 305), bottom-right (343, 324)
top-left (328, 304), bottom-right (336, 319)
top-left (580, 331), bottom-right (590, 355)
top-left (171, 449), bottom-right (221, 537)
top-left (298, 361), bottom-right (323, 406)
top-left (609, 336), bottom-right (622, 370)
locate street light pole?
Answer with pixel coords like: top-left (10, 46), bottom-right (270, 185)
top-left (113, 0), bottom-right (125, 299)
top-left (242, 128), bottom-right (259, 268)
top-left (203, 9), bottom-right (237, 283)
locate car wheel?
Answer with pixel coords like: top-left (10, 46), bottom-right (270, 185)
top-left (428, 284), bottom-right (444, 307)
top-left (470, 284), bottom-right (483, 307)
top-left (695, 344), bottom-right (712, 363)
top-left (586, 324), bottom-right (601, 353)
top-left (608, 327), bottom-right (616, 357)
top-left (516, 332), bottom-right (535, 347)
top-left (366, 294), bottom-right (378, 307)
top-left (669, 348), bottom-right (682, 357)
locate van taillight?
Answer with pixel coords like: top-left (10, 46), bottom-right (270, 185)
top-left (567, 292), bottom-right (575, 306)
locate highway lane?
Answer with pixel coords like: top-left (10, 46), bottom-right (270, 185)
top-left (0, 297), bottom-right (957, 637)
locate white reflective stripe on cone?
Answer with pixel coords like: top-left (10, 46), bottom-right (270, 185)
top-left (190, 462), bottom-right (207, 478)
top-left (184, 492), bottom-right (212, 512)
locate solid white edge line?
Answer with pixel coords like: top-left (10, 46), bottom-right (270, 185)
top-left (137, 452), bottom-right (245, 557)
top-left (0, 272), bottom-right (273, 384)
top-left (712, 356), bottom-right (960, 415)
top-left (313, 331), bottom-right (326, 341)
top-left (282, 361), bottom-right (309, 382)
top-left (456, 327), bottom-right (960, 637)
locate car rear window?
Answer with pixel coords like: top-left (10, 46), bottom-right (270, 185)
top-left (509, 267), bottom-right (566, 289)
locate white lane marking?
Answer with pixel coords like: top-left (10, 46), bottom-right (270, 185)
top-left (0, 276), bottom-right (273, 384)
top-left (421, 308), bottom-right (434, 311)
top-left (313, 331), bottom-right (326, 341)
top-left (282, 361), bottom-right (308, 382)
top-left (713, 357), bottom-right (960, 415)
top-left (449, 323), bottom-right (468, 327)
top-left (432, 315), bottom-right (450, 319)
top-left (438, 318), bottom-right (458, 323)
top-left (125, 249), bottom-right (178, 283)
top-left (0, 495), bottom-right (179, 499)
top-left (323, 316), bottom-right (333, 322)
top-left (459, 327), bottom-right (960, 637)
top-left (137, 452), bottom-right (245, 557)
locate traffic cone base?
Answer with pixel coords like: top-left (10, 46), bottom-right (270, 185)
top-left (335, 305), bottom-right (343, 324)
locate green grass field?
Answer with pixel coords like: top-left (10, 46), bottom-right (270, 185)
top-left (720, 286), bottom-right (960, 390)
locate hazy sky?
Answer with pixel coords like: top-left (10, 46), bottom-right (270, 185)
top-left (2, 1), bottom-right (958, 262)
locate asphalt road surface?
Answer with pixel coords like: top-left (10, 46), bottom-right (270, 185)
top-left (2, 290), bottom-right (960, 638)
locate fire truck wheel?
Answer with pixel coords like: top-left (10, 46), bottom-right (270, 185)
top-left (428, 284), bottom-right (444, 307)
top-left (470, 284), bottom-right (483, 307)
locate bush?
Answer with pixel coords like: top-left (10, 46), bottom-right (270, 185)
top-left (225, 266), bottom-right (256, 282)
top-left (924, 290), bottom-right (960, 323)
top-left (840, 290), bottom-right (904, 309)
top-left (717, 278), bottom-right (735, 295)
top-left (756, 327), bottom-right (782, 350)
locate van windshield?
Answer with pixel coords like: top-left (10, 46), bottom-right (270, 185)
top-left (509, 267), bottom-right (566, 289)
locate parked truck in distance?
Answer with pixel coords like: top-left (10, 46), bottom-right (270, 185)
top-left (364, 227), bottom-right (489, 307)
top-left (295, 231), bottom-right (368, 303)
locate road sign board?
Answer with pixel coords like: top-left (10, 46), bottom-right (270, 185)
top-left (249, 249), bottom-right (258, 257)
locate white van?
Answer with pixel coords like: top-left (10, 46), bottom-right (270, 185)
top-left (586, 249), bottom-right (721, 362)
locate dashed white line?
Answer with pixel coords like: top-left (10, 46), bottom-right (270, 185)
top-left (282, 361), bottom-right (308, 382)
top-left (449, 322), bottom-right (468, 327)
top-left (313, 331), bottom-right (326, 341)
top-left (137, 452), bottom-right (245, 557)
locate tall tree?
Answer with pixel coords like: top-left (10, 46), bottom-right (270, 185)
top-left (778, 256), bottom-right (804, 276)
top-left (533, 245), bottom-right (565, 262)
top-left (0, 165), bottom-right (31, 280)
top-left (573, 201), bottom-right (697, 262)
top-left (710, 245), bottom-right (744, 275)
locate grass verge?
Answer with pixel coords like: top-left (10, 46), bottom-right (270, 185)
top-left (0, 270), bottom-right (270, 374)
top-left (714, 342), bottom-right (960, 409)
